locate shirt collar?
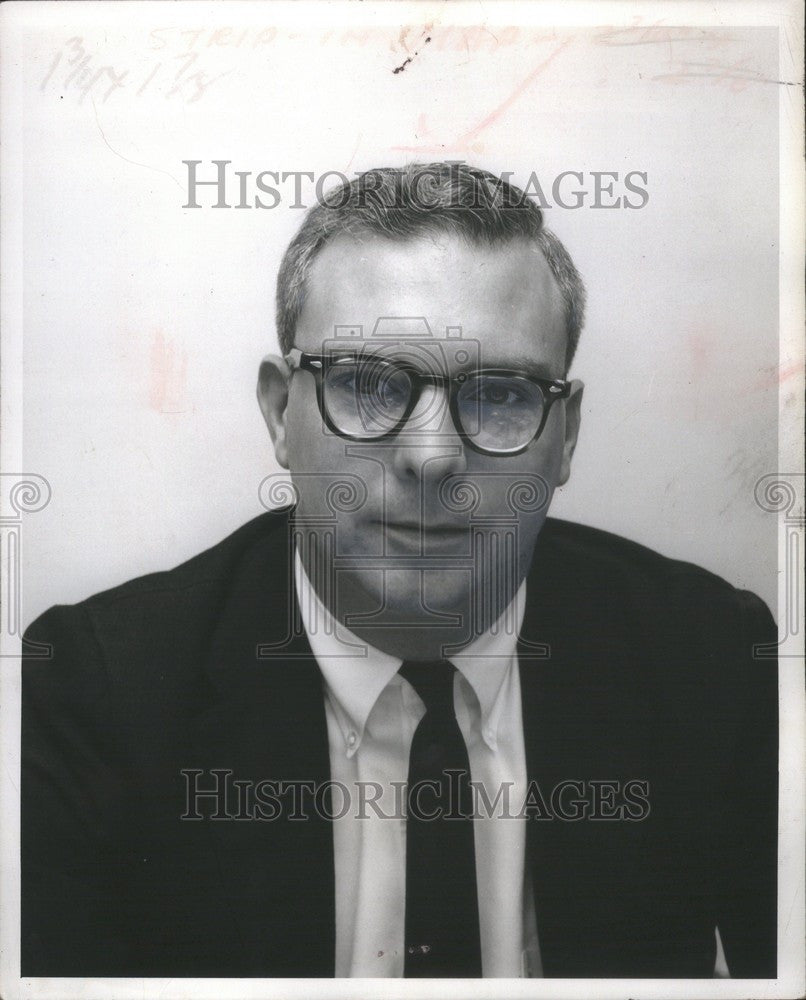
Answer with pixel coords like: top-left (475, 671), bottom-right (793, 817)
top-left (448, 582), bottom-right (526, 751)
top-left (294, 547), bottom-right (525, 756)
top-left (294, 548), bottom-right (400, 758)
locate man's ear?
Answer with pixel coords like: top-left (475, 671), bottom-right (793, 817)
top-left (558, 379), bottom-right (584, 486)
top-left (257, 354), bottom-right (292, 470)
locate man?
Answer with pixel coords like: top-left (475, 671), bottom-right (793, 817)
top-left (22, 162), bottom-right (778, 979)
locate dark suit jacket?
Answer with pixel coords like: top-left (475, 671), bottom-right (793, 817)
top-left (21, 510), bottom-right (778, 978)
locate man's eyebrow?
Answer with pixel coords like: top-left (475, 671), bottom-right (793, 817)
top-left (484, 354), bottom-right (562, 381)
top-left (328, 347), bottom-right (563, 381)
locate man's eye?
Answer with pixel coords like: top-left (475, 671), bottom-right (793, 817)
top-left (471, 380), bottom-right (529, 407)
top-left (483, 385), bottom-right (516, 405)
top-left (327, 368), bottom-right (359, 393)
top-left (327, 363), bottom-right (410, 409)
top-left (359, 365), bottom-right (410, 407)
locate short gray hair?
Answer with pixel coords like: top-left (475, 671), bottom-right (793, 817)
top-left (275, 162), bottom-right (586, 373)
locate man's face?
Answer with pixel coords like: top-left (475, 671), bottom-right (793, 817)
top-left (259, 232), bottom-right (582, 655)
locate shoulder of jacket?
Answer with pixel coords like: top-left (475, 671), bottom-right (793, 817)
top-left (84, 509), bottom-right (288, 608)
top-left (541, 516), bottom-right (746, 595)
top-left (536, 517), bottom-right (771, 640)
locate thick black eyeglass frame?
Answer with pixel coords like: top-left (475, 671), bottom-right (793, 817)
top-left (285, 348), bottom-right (572, 457)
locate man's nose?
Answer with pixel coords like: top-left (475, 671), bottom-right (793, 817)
top-left (390, 383), bottom-right (467, 482)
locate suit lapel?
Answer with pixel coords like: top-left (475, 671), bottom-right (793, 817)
top-left (517, 521), bottom-right (640, 976)
top-left (517, 526), bottom-right (580, 976)
top-left (517, 521), bottom-right (705, 977)
top-left (190, 514), bottom-right (335, 975)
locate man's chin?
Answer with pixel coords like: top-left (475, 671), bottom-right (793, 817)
top-left (336, 565), bottom-right (512, 641)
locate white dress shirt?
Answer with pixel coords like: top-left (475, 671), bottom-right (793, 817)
top-left (294, 548), bottom-right (541, 977)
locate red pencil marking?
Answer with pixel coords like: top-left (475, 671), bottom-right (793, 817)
top-left (149, 330), bottom-right (188, 413)
top-left (392, 37), bottom-right (572, 153)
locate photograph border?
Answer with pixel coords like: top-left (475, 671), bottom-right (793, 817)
top-left (1, 2), bottom-right (803, 998)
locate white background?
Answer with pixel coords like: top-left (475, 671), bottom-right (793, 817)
top-left (17, 8), bottom-right (784, 623)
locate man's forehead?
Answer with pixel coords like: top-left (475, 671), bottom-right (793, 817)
top-left (294, 232), bottom-right (568, 373)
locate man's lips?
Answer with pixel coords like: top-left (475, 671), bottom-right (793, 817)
top-left (330, 519), bottom-right (474, 560)
top-left (370, 520), bottom-right (471, 549)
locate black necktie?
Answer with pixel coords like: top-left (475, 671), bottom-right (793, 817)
top-left (399, 659), bottom-right (483, 977)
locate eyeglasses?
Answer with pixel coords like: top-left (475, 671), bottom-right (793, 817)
top-left (285, 348), bottom-right (571, 457)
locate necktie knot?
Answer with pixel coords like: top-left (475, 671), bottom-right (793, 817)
top-left (399, 660), bottom-right (456, 716)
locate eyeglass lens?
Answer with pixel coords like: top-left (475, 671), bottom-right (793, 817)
top-left (322, 358), bottom-right (547, 453)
